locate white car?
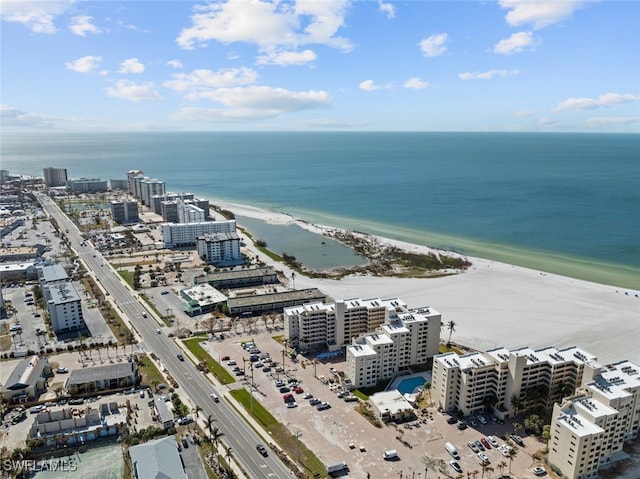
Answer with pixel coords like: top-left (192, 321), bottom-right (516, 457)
top-left (477, 414), bottom-right (488, 425)
top-left (532, 466), bottom-right (546, 476)
top-left (487, 435), bottom-right (499, 448)
top-left (477, 452), bottom-right (490, 465)
top-left (498, 444), bottom-right (512, 457)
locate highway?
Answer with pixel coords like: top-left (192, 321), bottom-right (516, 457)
top-left (35, 192), bottom-right (293, 479)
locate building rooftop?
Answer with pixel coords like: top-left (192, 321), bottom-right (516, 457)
top-left (347, 343), bottom-right (377, 358)
top-left (47, 282), bottom-right (80, 304)
top-left (2, 355), bottom-right (49, 391)
top-left (198, 231), bottom-right (240, 242)
top-left (195, 266), bottom-right (277, 283)
top-left (181, 283), bottom-right (227, 306)
top-left (129, 436), bottom-right (187, 479)
top-left (40, 264), bottom-right (68, 283)
top-left (66, 361), bottom-right (136, 386)
top-left (556, 407), bottom-right (605, 437)
top-left (227, 288), bottom-right (325, 308)
top-left (370, 390), bottom-right (414, 415)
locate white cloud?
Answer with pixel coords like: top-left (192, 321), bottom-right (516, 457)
top-left (359, 79), bottom-right (392, 91)
top-left (0, 0), bottom-right (71, 33)
top-left (378, 0), bottom-right (395, 19)
top-left (194, 86), bottom-right (331, 112)
top-left (553, 92), bottom-right (640, 112)
top-left (458, 69), bottom-right (520, 80)
top-left (105, 80), bottom-right (163, 102)
top-left (584, 117), bottom-right (640, 127)
top-left (173, 107), bottom-right (278, 122)
top-left (499, 0), bottom-right (586, 30)
top-left (65, 55), bottom-right (103, 74)
top-left (514, 109), bottom-right (536, 118)
top-left (0, 105), bottom-right (54, 128)
top-left (176, 0), bottom-right (352, 55)
top-left (167, 60), bottom-right (183, 69)
top-left (494, 31), bottom-right (538, 55)
top-left (164, 67), bottom-right (258, 93)
top-left (118, 58), bottom-right (145, 74)
top-left (69, 15), bottom-right (102, 36)
top-left (256, 49), bottom-right (317, 66)
top-left (403, 77), bottom-right (430, 90)
top-left (419, 33), bottom-right (448, 57)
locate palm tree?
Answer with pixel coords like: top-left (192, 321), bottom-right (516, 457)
top-left (497, 461), bottom-right (507, 476)
top-left (510, 394), bottom-right (522, 417)
top-left (192, 405), bottom-right (202, 419)
top-left (486, 466), bottom-right (494, 478)
top-left (210, 427), bottom-right (225, 467)
top-left (507, 446), bottom-right (518, 474)
top-left (205, 415), bottom-right (216, 444)
top-left (223, 445), bottom-right (233, 475)
top-left (446, 320), bottom-right (457, 346)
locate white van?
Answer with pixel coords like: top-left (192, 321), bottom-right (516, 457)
top-left (210, 393), bottom-right (219, 402)
top-left (383, 449), bottom-right (398, 460)
top-left (445, 442), bottom-right (460, 459)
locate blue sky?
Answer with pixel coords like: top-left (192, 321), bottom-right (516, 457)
top-left (1, 0), bottom-right (639, 132)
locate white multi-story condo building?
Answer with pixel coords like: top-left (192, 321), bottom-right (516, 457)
top-left (548, 359), bottom-right (640, 479)
top-left (127, 170), bottom-right (144, 195)
top-left (178, 201), bottom-right (206, 223)
top-left (196, 232), bottom-right (241, 265)
top-left (68, 178), bottom-right (109, 193)
top-left (284, 297), bottom-right (403, 353)
top-left (346, 306), bottom-right (441, 388)
top-left (45, 282), bottom-right (85, 333)
top-left (161, 220), bottom-right (236, 248)
top-left (431, 345), bottom-right (598, 418)
top-left (139, 178), bottom-right (166, 206)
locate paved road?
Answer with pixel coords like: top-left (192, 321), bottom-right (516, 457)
top-left (35, 192), bottom-right (293, 479)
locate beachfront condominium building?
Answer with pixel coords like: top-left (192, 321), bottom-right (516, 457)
top-left (139, 178), bottom-right (166, 206)
top-left (161, 219), bottom-right (236, 247)
top-left (43, 167), bottom-right (68, 187)
top-left (178, 201), bottom-right (206, 223)
top-left (346, 306), bottom-right (441, 389)
top-left (548, 359), bottom-right (640, 479)
top-left (196, 232), bottom-right (241, 265)
top-left (284, 297), bottom-right (403, 353)
top-left (111, 200), bottom-right (139, 224)
top-left (127, 170), bottom-right (144, 195)
top-left (68, 178), bottom-right (109, 193)
top-left (431, 345), bottom-right (599, 419)
top-left (151, 192), bottom-right (195, 215)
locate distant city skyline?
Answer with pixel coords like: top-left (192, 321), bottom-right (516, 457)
top-left (1, 0), bottom-right (639, 132)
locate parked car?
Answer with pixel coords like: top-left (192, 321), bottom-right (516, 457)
top-left (487, 436), bottom-right (499, 448)
top-left (477, 414), bottom-right (488, 425)
top-left (303, 392), bottom-right (313, 399)
top-left (287, 402), bottom-right (298, 408)
top-left (227, 360), bottom-right (237, 366)
top-left (510, 434), bottom-right (525, 446)
top-left (480, 438), bottom-right (491, 449)
top-left (467, 441), bottom-right (479, 453)
top-left (450, 461), bottom-right (463, 474)
top-left (181, 438), bottom-right (189, 448)
top-left (447, 416), bottom-right (458, 424)
top-left (532, 466), bottom-right (546, 476)
top-left (221, 356), bottom-right (230, 361)
top-left (161, 290), bottom-right (170, 295)
top-left (477, 453), bottom-right (490, 465)
top-left (316, 402), bottom-right (331, 411)
top-left (475, 440), bottom-right (485, 451)
top-left (279, 386), bottom-right (291, 393)
top-left (56, 367), bottom-right (68, 373)
top-left (309, 398), bottom-right (321, 406)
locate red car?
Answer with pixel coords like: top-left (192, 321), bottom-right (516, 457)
top-left (481, 437), bottom-right (491, 449)
top-left (294, 387), bottom-right (304, 394)
top-left (283, 394), bottom-right (295, 403)
top-left (221, 356), bottom-right (230, 361)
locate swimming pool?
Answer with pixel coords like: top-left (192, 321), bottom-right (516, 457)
top-left (397, 376), bottom-right (427, 395)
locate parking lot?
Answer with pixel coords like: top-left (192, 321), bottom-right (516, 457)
top-left (199, 328), bottom-right (548, 478)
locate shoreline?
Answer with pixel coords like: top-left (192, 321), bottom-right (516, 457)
top-left (211, 199), bottom-right (640, 365)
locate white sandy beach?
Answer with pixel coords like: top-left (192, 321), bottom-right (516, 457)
top-left (217, 200), bottom-right (640, 366)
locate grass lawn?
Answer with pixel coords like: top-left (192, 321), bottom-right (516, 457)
top-left (137, 354), bottom-right (165, 388)
top-left (182, 338), bottom-right (235, 385)
top-left (229, 389), bottom-right (327, 478)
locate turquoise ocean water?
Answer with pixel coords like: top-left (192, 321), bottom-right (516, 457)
top-left (1, 132), bottom-right (638, 289)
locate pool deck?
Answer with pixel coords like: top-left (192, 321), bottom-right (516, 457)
top-left (386, 371), bottom-right (432, 400)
